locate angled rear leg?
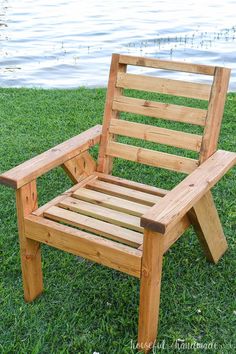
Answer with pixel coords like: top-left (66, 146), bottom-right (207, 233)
top-left (189, 191), bottom-right (228, 263)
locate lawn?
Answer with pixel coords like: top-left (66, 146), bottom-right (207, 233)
top-left (0, 88), bottom-right (235, 354)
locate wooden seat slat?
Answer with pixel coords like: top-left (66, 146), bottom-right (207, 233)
top-left (58, 197), bottom-right (143, 232)
top-left (73, 187), bottom-right (149, 216)
top-left (44, 205), bottom-right (143, 248)
top-left (86, 179), bottom-right (161, 205)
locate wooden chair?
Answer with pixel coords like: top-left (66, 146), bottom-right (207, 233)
top-left (0, 54), bottom-right (235, 352)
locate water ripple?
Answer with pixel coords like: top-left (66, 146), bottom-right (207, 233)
top-left (0, 0), bottom-right (236, 89)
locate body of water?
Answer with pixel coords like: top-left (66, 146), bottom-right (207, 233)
top-left (0, 0), bottom-right (236, 89)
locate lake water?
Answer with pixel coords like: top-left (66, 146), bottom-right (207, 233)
top-left (0, 0), bottom-right (236, 90)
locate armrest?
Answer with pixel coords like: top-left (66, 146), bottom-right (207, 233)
top-left (0, 125), bottom-right (102, 189)
top-left (141, 150), bottom-right (236, 234)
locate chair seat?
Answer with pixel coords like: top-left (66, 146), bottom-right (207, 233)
top-left (33, 173), bottom-right (168, 250)
top-left (27, 172), bottom-right (191, 278)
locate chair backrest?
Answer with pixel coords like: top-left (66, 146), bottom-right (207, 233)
top-left (97, 54), bottom-right (231, 175)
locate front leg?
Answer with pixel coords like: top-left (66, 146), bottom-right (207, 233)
top-left (16, 181), bottom-right (43, 302)
top-left (138, 229), bottom-right (164, 353)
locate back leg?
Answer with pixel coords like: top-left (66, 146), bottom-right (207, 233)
top-left (189, 191), bottom-right (228, 263)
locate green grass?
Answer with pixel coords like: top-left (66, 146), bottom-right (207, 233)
top-left (0, 88), bottom-right (235, 354)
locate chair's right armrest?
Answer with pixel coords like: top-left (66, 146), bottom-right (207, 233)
top-left (141, 150), bottom-right (236, 234)
top-left (0, 125), bottom-right (102, 189)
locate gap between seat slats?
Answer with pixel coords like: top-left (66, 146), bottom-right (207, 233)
top-left (40, 173), bottom-right (168, 249)
top-left (85, 179), bottom-right (161, 205)
top-left (44, 205), bottom-right (143, 248)
top-left (57, 197), bottom-right (143, 232)
top-left (72, 187), bottom-right (150, 216)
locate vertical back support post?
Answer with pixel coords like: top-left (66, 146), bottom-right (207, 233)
top-left (16, 180), bottom-right (43, 301)
top-left (98, 54), bottom-right (127, 174)
top-left (200, 67), bottom-right (231, 163)
top-left (138, 229), bottom-right (164, 352)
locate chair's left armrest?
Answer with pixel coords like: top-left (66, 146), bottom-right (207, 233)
top-left (141, 150), bottom-right (236, 234)
top-left (0, 125), bottom-right (102, 189)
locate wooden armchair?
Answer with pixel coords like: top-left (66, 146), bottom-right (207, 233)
top-left (1, 54), bottom-right (235, 352)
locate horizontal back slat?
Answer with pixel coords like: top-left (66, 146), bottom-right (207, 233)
top-left (116, 72), bottom-right (212, 100)
top-left (109, 119), bottom-right (202, 152)
top-left (119, 54), bottom-right (216, 75)
top-left (112, 96), bottom-right (207, 126)
top-left (106, 141), bottom-right (199, 174)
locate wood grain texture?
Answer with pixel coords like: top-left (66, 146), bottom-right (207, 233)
top-left (200, 67), bottom-right (231, 163)
top-left (16, 181), bottom-right (43, 302)
top-left (141, 149), bottom-right (236, 233)
top-left (106, 141), bottom-right (199, 174)
top-left (189, 191), bottom-right (228, 263)
top-left (109, 118), bottom-right (202, 152)
top-left (62, 151), bottom-right (96, 183)
top-left (116, 72), bottom-right (212, 100)
top-left (44, 205), bottom-right (143, 248)
top-left (94, 172), bottom-right (168, 197)
top-left (97, 53), bottom-right (127, 173)
top-left (33, 174), bottom-right (97, 217)
top-left (73, 187), bottom-right (150, 216)
top-left (112, 95), bottom-right (207, 126)
top-left (138, 215), bottom-right (190, 253)
top-left (0, 125), bottom-right (101, 189)
top-left (86, 179), bottom-right (161, 205)
top-left (138, 229), bottom-right (164, 352)
top-left (58, 197), bottom-right (143, 232)
top-left (25, 215), bottom-right (142, 278)
top-left (119, 54), bottom-right (215, 75)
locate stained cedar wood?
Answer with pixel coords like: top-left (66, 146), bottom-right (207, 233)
top-left (86, 179), bottom-right (161, 205)
top-left (25, 215), bottom-right (142, 278)
top-left (200, 67), bottom-right (231, 163)
top-left (1, 53), bottom-right (234, 353)
top-left (109, 118), bottom-right (202, 152)
top-left (141, 150), bottom-right (236, 233)
top-left (16, 181), bottom-right (43, 301)
top-left (106, 141), bottom-right (199, 174)
top-left (33, 175), bottom-right (97, 216)
top-left (119, 54), bottom-right (215, 75)
top-left (116, 72), bottom-right (212, 100)
top-left (138, 229), bottom-right (164, 350)
top-left (62, 151), bottom-right (97, 183)
top-left (58, 197), bottom-right (143, 232)
top-left (0, 125), bottom-right (102, 189)
top-left (44, 205), bottom-right (143, 248)
top-left (112, 96), bottom-right (207, 126)
top-left (73, 187), bottom-right (150, 216)
top-left (97, 54), bottom-right (126, 173)
top-left (138, 215), bottom-right (190, 253)
top-left (94, 172), bottom-right (168, 196)
top-left (189, 191), bottom-right (228, 263)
